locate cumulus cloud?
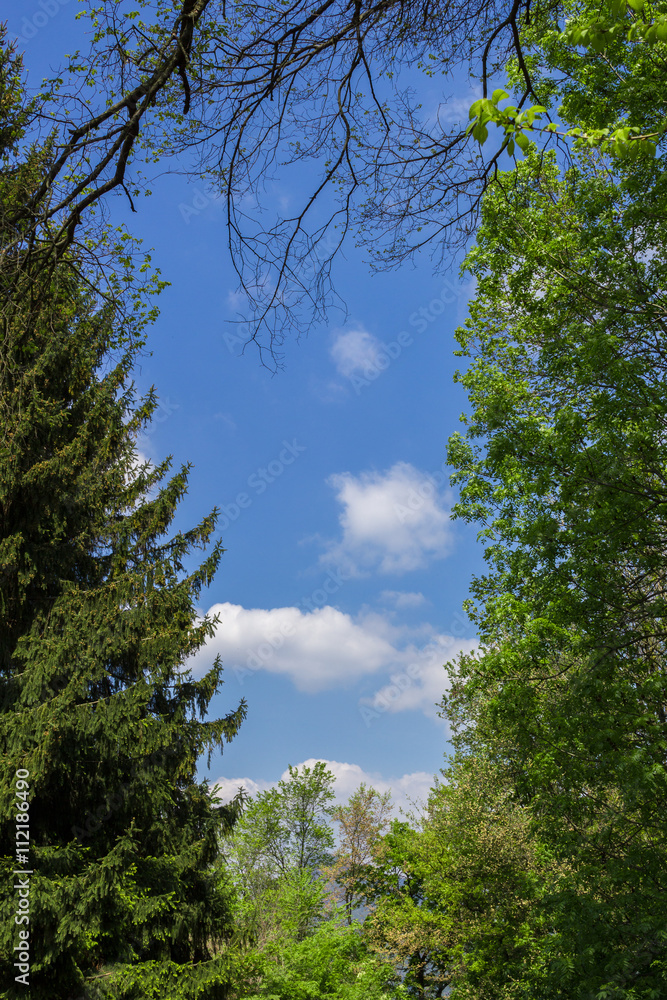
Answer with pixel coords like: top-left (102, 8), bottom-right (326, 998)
top-left (210, 775), bottom-right (272, 803)
top-left (362, 635), bottom-right (478, 721)
top-left (321, 462), bottom-right (452, 575)
top-left (330, 327), bottom-right (383, 377)
top-left (211, 758), bottom-right (434, 815)
top-left (188, 601), bottom-right (400, 692)
top-left (188, 600), bottom-right (475, 715)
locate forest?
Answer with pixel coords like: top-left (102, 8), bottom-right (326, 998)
top-left (1, 0), bottom-right (666, 996)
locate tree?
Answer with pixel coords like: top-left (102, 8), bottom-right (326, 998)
top-left (0, 43), bottom-right (246, 998)
top-left (441, 6), bottom-right (667, 992)
top-left (324, 783), bottom-right (392, 923)
top-left (364, 759), bottom-right (563, 1000)
top-left (233, 918), bottom-right (407, 1000)
top-left (469, 0), bottom-right (667, 164)
top-left (227, 762), bottom-right (336, 944)
top-left (226, 774), bottom-right (405, 1000)
top-left (10, 0), bottom-right (667, 363)
top-left (442, 135), bottom-right (667, 995)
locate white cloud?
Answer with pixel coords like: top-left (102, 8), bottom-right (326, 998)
top-left (189, 601), bottom-right (400, 692)
top-left (321, 462), bottom-right (452, 575)
top-left (363, 635), bottom-right (478, 719)
top-left (313, 759), bottom-right (433, 813)
top-left (210, 775), bottom-right (272, 803)
top-left (211, 759), bottom-right (434, 815)
top-left (330, 327), bottom-right (382, 377)
top-left (188, 601), bottom-right (475, 715)
top-left (432, 92), bottom-right (483, 125)
top-left (380, 590), bottom-right (427, 610)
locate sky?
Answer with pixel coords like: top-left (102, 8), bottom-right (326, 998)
top-left (6, 0), bottom-right (488, 816)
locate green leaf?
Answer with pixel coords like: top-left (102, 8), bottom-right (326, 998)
top-left (473, 122), bottom-right (489, 144)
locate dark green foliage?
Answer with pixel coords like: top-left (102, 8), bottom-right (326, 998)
top-left (0, 39), bottom-right (245, 999)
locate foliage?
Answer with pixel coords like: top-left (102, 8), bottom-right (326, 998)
top-left (365, 758), bottom-right (567, 1000)
top-left (442, 133), bottom-right (667, 995)
top-left (6, 0), bottom-right (667, 993)
top-left (469, 0), bottom-right (667, 161)
top-left (0, 43), bottom-right (245, 999)
top-left (235, 918), bottom-right (407, 1000)
top-left (362, 818), bottom-right (452, 999)
top-left (226, 763), bottom-right (335, 944)
top-left (226, 775), bottom-right (405, 999)
top-left (7, 0), bottom-right (564, 357)
top-left (323, 783), bottom-right (393, 922)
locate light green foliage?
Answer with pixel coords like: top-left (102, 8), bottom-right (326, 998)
top-left (364, 819), bottom-right (452, 998)
top-left (225, 774), bottom-right (405, 999)
top-left (242, 918), bottom-right (408, 1000)
top-left (226, 763), bottom-right (335, 943)
top-left (443, 135), bottom-right (667, 995)
top-left (238, 919), bottom-right (407, 1000)
top-left (229, 762), bottom-right (335, 879)
top-left (468, 0), bottom-right (667, 159)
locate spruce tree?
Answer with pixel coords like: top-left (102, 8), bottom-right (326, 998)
top-left (0, 39), bottom-right (245, 1000)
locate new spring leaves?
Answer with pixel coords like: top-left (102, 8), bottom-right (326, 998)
top-left (468, 0), bottom-right (666, 161)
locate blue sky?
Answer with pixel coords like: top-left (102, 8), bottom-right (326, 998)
top-left (8, 0), bottom-right (488, 814)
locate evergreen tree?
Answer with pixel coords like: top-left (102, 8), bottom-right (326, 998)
top-left (0, 39), bottom-right (245, 1000)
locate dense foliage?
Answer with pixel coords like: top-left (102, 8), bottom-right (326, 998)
top-left (438, 1), bottom-right (667, 993)
top-left (0, 40), bottom-right (245, 1000)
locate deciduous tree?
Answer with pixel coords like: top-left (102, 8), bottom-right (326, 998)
top-left (443, 136), bottom-right (667, 996)
top-left (227, 762), bottom-right (335, 944)
top-left (324, 783), bottom-right (392, 923)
